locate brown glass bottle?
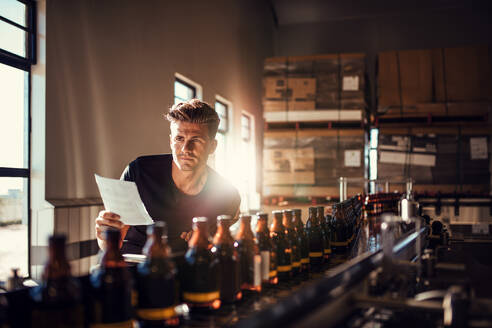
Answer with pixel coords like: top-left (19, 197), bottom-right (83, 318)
top-left (30, 234), bottom-right (84, 328)
top-left (136, 221), bottom-right (179, 327)
top-left (270, 210), bottom-right (292, 282)
top-left (283, 209), bottom-right (301, 275)
top-left (90, 228), bottom-right (133, 327)
top-left (317, 206), bottom-right (331, 261)
top-left (182, 217), bottom-right (221, 310)
top-left (306, 207), bottom-right (323, 270)
top-left (213, 215), bottom-right (242, 303)
top-left (236, 215), bottom-right (262, 293)
top-left (331, 203), bottom-right (349, 253)
top-left (255, 213), bottom-right (278, 285)
top-left (293, 209), bottom-right (309, 272)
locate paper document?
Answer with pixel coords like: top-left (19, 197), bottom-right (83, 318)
top-left (95, 174), bottom-right (154, 226)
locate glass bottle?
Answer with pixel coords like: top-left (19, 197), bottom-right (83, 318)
top-left (30, 234), bottom-right (84, 328)
top-left (90, 228), bottom-right (133, 327)
top-left (317, 206), bottom-right (331, 262)
top-left (270, 210), bottom-right (292, 282)
top-left (332, 203), bottom-right (349, 253)
top-left (236, 214), bottom-right (262, 293)
top-left (283, 209), bottom-right (301, 275)
top-left (293, 209), bottom-right (309, 272)
top-left (255, 213), bottom-right (278, 285)
top-left (213, 215), bottom-right (242, 303)
top-left (306, 207), bottom-right (323, 270)
top-left (136, 221), bottom-right (180, 327)
top-left (181, 217), bottom-right (221, 310)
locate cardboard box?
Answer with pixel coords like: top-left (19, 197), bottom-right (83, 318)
top-left (442, 46), bottom-right (492, 102)
top-left (263, 77), bottom-right (288, 99)
top-left (289, 77), bottom-right (316, 100)
top-left (263, 148), bottom-right (315, 185)
top-left (263, 99), bottom-right (287, 112)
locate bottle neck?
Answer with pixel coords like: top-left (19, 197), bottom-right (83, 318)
top-left (256, 219), bottom-right (269, 234)
top-left (282, 213), bottom-right (293, 229)
top-left (308, 209), bottom-right (318, 224)
top-left (271, 216), bottom-right (284, 232)
top-left (237, 219), bottom-right (254, 241)
top-left (101, 238), bottom-right (126, 268)
top-left (189, 226), bottom-right (211, 249)
top-left (144, 234), bottom-right (170, 259)
top-left (43, 246), bottom-right (71, 280)
top-left (213, 222), bottom-right (234, 245)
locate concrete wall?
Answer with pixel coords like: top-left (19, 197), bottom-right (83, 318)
top-left (46, 0), bottom-right (274, 199)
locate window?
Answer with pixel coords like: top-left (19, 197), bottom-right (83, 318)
top-left (213, 95), bottom-right (232, 178)
top-left (369, 128), bottom-right (379, 194)
top-left (215, 100), bottom-right (228, 133)
top-left (238, 112), bottom-right (259, 212)
top-left (174, 78), bottom-right (196, 104)
top-left (241, 114), bottom-right (251, 142)
top-left (0, 0), bottom-right (36, 281)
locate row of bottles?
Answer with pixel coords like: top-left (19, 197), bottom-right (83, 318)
top-left (1, 198), bottom-right (363, 327)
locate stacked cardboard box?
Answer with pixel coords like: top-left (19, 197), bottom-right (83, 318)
top-left (377, 132), bottom-right (490, 191)
top-left (263, 130), bottom-right (365, 196)
top-left (262, 54), bottom-right (366, 113)
top-left (378, 45), bottom-right (492, 116)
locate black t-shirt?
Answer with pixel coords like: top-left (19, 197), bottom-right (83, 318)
top-left (120, 154), bottom-right (240, 254)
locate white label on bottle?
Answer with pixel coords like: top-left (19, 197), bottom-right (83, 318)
top-left (254, 254), bottom-right (262, 287)
top-left (260, 251), bottom-right (270, 281)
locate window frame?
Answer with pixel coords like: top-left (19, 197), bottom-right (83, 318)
top-left (0, 0), bottom-right (36, 279)
top-left (215, 99), bottom-right (229, 134)
top-left (241, 113), bottom-right (251, 142)
top-left (173, 72), bottom-right (203, 104)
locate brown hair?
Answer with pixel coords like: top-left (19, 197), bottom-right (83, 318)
top-left (166, 99), bottom-right (220, 138)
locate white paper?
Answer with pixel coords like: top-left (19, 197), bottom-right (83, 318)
top-left (472, 223), bottom-right (489, 235)
top-left (344, 150), bottom-right (361, 167)
top-left (95, 174), bottom-right (154, 226)
top-left (379, 151), bottom-right (436, 167)
top-left (342, 76), bottom-right (359, 91)
top-left (470, 137), bottom-right (488, 160)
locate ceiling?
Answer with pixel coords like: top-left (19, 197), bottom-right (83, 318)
top-left (270, 0), bottom-right (489, 26)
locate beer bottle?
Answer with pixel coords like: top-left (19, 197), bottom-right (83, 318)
top-left (293, 209), bottom-right (309, 272)
top-left (136, 221), bottom-right (179, 327)
top-left (306, 207), bottom-right (323, 270)
top-left (282, 210), bottom-right (301, 275)
top-left (255, 213), bottom-right (278, 285)
top-left (317, 206), bottom-right (331, 262)
top-left (90, 228), bottom-right (133, 327)
top-left (236, 214), bottom-right (262, 293)
top-left (331, 203), bottom-right (349, 253)
top-left (181, 217), bottom-right (221, 310)
top-left (30, 234), bottom-right (84, 328)
top-left (212, 215), bottom-right (242, 303)
top-left (270, 211), bottom-right (292, 282)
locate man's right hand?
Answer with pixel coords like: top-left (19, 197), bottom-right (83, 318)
top-left (95, 210), bottom-right (129, 250)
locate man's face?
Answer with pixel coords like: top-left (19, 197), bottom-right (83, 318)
top-left (170, 121), bottom-right (217, 171)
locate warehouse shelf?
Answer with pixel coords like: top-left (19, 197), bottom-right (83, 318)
top-left (264, 109), bottom-right (363, 122)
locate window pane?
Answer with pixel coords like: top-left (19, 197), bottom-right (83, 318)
top-left (0, 63), bottom-right (28, 168)
top-left (0, 177), bottom-right (28, 280)
top-left (0, 0), bottom-right (26, 27)
top-left (215, 132), bottom-right (226, 173)
top-left (215, 101), bottom-right (227, 132)
top-left (0, 19), bottom-right (26, 57)
top-left (174, 80), bottom-right (195, 104)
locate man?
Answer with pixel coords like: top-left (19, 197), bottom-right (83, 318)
top-left (95, 99), bottom-right (241, 253)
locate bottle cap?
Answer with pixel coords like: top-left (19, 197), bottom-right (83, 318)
top-left (217, 215), bottom-right (232, 221)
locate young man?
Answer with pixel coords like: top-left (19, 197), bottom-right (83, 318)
top-left (95, 99), bottom-right (241, 253)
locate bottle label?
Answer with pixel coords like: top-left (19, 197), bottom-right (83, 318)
top-left (260, 251), bottom-right (270, 281)
top-left (277, 265), bottom-right (291, 272)
top-left (254, 254), bottom-right (262, 287)
top-left (309, 252), bottom-right (323, 257)
top-left (269, 270), bottom-right (278, 278)
top-left (301, 257), bottom-right (310, 264)
top-left (183, 291), bottom-right (220, 303)
top-left (136, 306), bottom-right (177, 320)
top-left (292, 261), bottom-right (301, 268)
top-left (324, 248), bottom-right (332, 254)
top-left (90, 320), bottom-right (133, 328)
